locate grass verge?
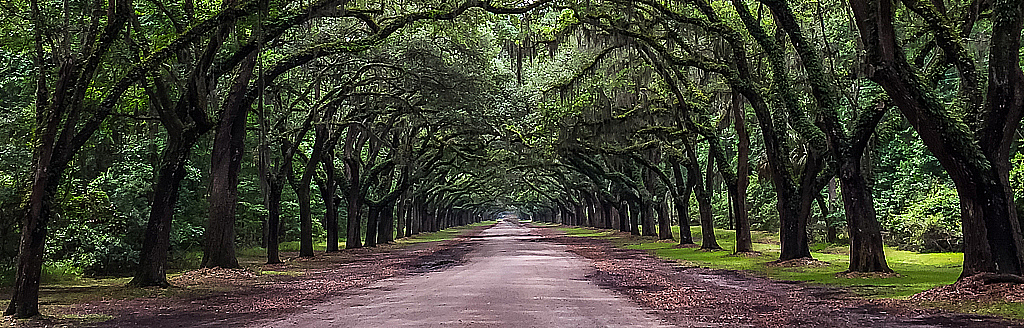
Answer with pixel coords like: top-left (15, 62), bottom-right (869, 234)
top-left (556, 225), bottom-right (1024, 320)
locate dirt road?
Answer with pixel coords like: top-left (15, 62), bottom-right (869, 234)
top-left (256, 220), bottom-right (672, 327)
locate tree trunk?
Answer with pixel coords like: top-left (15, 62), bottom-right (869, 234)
top-left (777, 152), bottom-right (822, 260)
top-left (320, 148), bottom-right (339, 252)
top-left (657, 199), bottom-right (674, 240)
top-left (584, 195), bottom-right (596, 227)
top-left (840, 161), bottom-right (891, 272)
top-left (344, 128), bottom-right (363, 249)
top-left (6, 159), bottom-right (61, 317)
top-left (640, 199), bottom-right (657, 237)
top-left (298, 123), bottom-right (333, 257)
top-left (409, 199), bottom-right (420, 235)
top-left (365, 205), bottom-right (380, 247)
top-left (264, 180), bottom-right (283, 263)
top-left (732, 91), bottom-right (753, 253)
top-left (687, 146), bottom-right (721, 250)
top-left (672, 161), bottom-right (694, 245)
top-left (131, 135), bottom-right (193, 287)
top-left (616, 203), bottom-right (628, 232)
top-left (395, 196), bottom-right (407, 239)
top-left (202, 53), bottom-right (257, 269)
top-left (850, 0), bottom-right (1024, 278)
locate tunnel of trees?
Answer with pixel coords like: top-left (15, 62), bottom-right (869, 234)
top-left (1, 0), bottom-right (1022, 318)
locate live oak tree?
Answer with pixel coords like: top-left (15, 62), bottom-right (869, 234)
top-left (851, 0), bottom-right (1024, 277)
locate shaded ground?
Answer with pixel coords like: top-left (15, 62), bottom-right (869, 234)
top-left (5, 222), bottom-right (1024, 327)
top-left (2, 224), bottom-right (488, 328)
top-left (534, 226), bottom-right (1022, 327)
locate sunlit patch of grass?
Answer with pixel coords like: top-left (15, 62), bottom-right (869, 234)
top-left (559, 227), bottom-right (617, 239)
top-left (278, 240), bottom-right (329, 252)
top-left (929, 300), bottom-right (1024, 320)
top-left (57, 313), bottom-right (115, 323)
top-left (560, 225), bottom-right (963, 299)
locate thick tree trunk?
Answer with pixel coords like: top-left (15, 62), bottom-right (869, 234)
top-left (672, 161), bottom-right (694, 245)
top-left (395, 197), bottom-right (406, 239)
top-left (616, 203), bottom-right (628, 232)
top-left (850, 0), bottom-right (1024, 276)
top-left (264, 180), bottom-right (283, 263)
top-left (584, 196), bottom-right (596, 227)
top-left (840, 161), bottom-right (891, 272)
top-left (320, 149), bottom-right (339, 252)
top-left (692, 153), bottom-right (721, 250)
top-left (298, 124), bottom-right (332, 257)
top-left (365, 205), bottom-right (380, 247)
top-left (202, 53), bottom-right (257, 269)
top-left (344, 128), bottom-right (363, 249)
top-left (628, 200), bottom-right (641, 235)
top-left (640, 199), bottom-right (657, 237)
top-left (657, 200), bottom-right (674, 240)
top-left (408, 198), bottom-right (418, 236)
top-left (777, 152), bottom-right (822, 260)
top-left (732, 91), bottom-right (753, 253)
top-left (6, 161), bottom-right (60, 317)
top-left (574, 203), bottom-right (585, 227)
top-left (131, 136), bottom-right (193, 287)
top-left (602, 200), bottom-right (614, 229)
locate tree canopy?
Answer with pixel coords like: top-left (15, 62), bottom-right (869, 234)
top-left (2, 0), bottom-right (1023, 319)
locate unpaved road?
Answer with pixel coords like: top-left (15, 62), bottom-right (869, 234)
top-left (256, 220), bottom-right (672, 327)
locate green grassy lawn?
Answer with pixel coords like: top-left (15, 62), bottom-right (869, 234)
top-left (562, 225), bottom-right (961, 299)
top-left (558, 225), bottom-right (1024, 319)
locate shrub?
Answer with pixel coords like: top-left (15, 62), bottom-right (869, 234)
top-left (884, 184), bottom-right (961, 252)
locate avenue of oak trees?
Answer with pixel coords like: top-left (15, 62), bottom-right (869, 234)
top-left (1, 0), bottom-right (1022, 318)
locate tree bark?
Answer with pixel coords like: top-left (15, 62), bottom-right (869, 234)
top-left (849, 0), bottom-right (1023, 276)
top-left (365, 204), bottom-right (380, 247)
top-left (686, 144), bottom-right (720, 250)
top-left (732, 91), bottom-right (753, 253)
top-left (202, 52), bottom-right (258, 269)
top-left (672, 161), bottom-right (694, 245)
top-left (395, 195), bottom-right (407, 239)
top-left (344, 127), bottom-right (364, 249)
top-left (657, 199), bottom-right (674, 240)
top-left (379, 202), bottom-right (395, 243)
top-left (840, 160), bottom-right (891, 272)
top-left (640, 199), bottom-right (657, 237)
top-left (131, 134), bottom-right (194, 287)
top-left (320, 147), bottom-right (339, 252)
top-left (298, 121), bottom-right (337, 256)
top-left (264, 179), bottom-right (284, 263)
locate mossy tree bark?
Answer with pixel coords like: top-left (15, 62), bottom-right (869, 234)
top-left (850, 0), bottom-right (1024, 277)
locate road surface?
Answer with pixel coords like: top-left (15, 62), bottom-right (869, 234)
top-left (258, 220), bottom-right (672, 327)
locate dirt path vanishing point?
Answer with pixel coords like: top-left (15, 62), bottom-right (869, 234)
top-left (253, 221), bottom-right (1024, 328)
top-left (255, 220), bottom-right (672, 328)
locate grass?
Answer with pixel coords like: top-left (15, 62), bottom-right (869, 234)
top-left (561, 225), bottom-right (962, 299)
top-left (0, 221), bottom-right (497, 322)
top-left (397, 220), bottom-right (498, 244)
top-left (558, 225), bottom-right (1024, 319)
